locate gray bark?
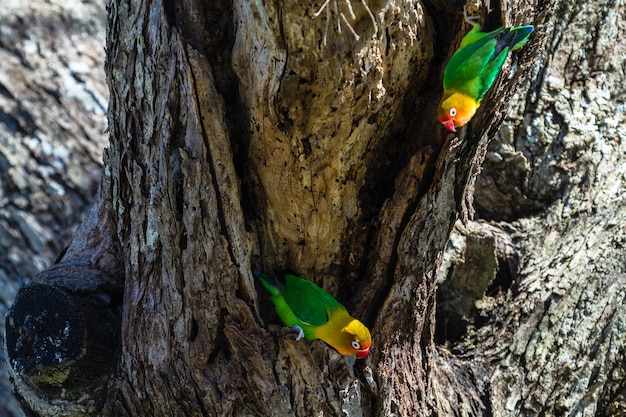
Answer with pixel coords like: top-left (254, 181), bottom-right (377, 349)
top-left (0, 1), bottom-right (108, 416)
top-left (437, 0), bottom-right (626, 413)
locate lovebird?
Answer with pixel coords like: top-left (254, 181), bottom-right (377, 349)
top-left (437, 23), bottom-right (534, 132)
top-left (255, 272), bottom-right (371, 359)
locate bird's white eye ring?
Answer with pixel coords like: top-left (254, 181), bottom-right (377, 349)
top-left (449, 107), bottom-right (457, 117)
top-left (351, 341), bottom-right (361, 349)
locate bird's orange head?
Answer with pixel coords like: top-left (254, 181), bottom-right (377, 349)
top-left (340, 319), bottom-right (371, 359)
top-left (437, 91), bottom-right (479, 132)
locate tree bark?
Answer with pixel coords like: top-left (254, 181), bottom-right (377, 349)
top-left (5, 0), bottom-right (626, 416)
top-left (0, 1), bottom-right (108, 415)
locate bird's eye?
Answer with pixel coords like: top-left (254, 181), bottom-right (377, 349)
top-left (351, 341), bottom-right (361, 349)
top-left (449, 108), bottom-right (457, 117)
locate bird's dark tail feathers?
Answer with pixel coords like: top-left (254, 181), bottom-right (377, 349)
top-left (254, 271), bottom-right (281, 297)
top-left (507, 25), bottom-right (534, 52)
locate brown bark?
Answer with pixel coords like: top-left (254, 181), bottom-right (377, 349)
top-left (4, 0), bottom-right (626, 416)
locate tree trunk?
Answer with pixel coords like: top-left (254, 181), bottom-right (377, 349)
top-left (0, 1), bottom-right (108, 415)
top-left (5, 0), bottom-right (626, 416)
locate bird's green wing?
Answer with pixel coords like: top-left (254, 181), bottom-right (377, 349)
top-left (444, 25), bottom-right (533, 102)
top-left (458, 24), bottom-right (490, 48)
top-left (280, 274), bottom-right (345, 327)
top-left (444, 29), bottom-right (503, 100)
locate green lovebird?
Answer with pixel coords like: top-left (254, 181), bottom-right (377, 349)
top-left (255, 272), bottom-right (371, 359)
top-left (438, 23), bottom-right (534, 132)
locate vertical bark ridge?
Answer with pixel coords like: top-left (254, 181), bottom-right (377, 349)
top-left (104, 0), bottom-right (257, 414)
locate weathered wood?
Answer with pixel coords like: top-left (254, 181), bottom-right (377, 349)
top-left (0, 0), bottom-right (108, 415)
top-left (235, 0), bottom-right (436, 278)
top-left (6, 276), bottom-right (119, 397)
top-left (5, 185), bottom-right (123, 415)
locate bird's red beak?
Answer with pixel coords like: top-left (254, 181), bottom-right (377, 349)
top-left (356, 347), bottom-right (369, 359)
top-left (442, 119), bottom-right (456, 132)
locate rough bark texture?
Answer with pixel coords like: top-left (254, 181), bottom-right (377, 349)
top-left (435, 0), bottom-right (626, 413)
top-left (4, 0), bottom-right (626, 416)
top-left (0, 1), bottom-right (108, 415)
top-left (469, 0), bottom-right (626, 412)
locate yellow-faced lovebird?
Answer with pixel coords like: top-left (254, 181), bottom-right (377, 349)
top-left (437, 24), bottom-right (534, 132)
top-left (255, 272), bottom-right (371, 358)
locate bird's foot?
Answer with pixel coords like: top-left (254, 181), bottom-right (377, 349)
top-left (291, 325), bottom-right (304, 341)
top-left (463, 5), bottom-right (481, 27)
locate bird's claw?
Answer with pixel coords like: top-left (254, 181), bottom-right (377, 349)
top-left (291, 325), bottom-right (304, 341)
top-left (463, 5), bottom-right (481, 27)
